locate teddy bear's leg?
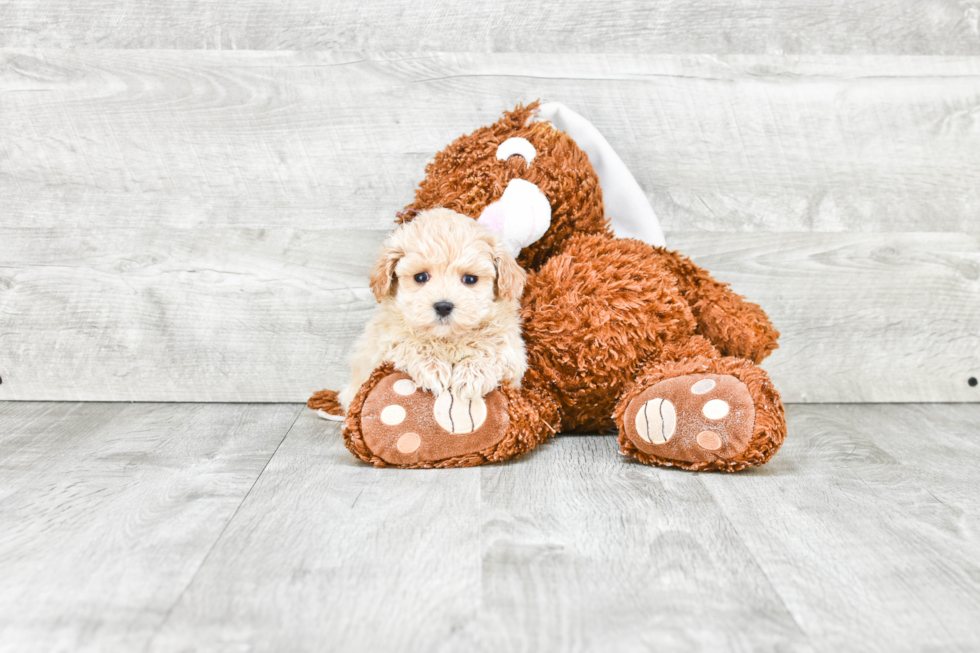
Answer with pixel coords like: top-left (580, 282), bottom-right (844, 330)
top-left (341, 363), bottom-right (560, 468)
top-left (614, 336), bottom-right (786, 472)
top-left (657, 248), bottom-right (780, 364)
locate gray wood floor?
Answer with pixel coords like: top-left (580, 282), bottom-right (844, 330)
top-left (1, 402), bottom-right (978, 652)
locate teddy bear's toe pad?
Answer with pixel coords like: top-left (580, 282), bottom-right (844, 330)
top-left (624, 374), bottom-right (755, 464)
top-left (360, 372), bottom-right (509, 466)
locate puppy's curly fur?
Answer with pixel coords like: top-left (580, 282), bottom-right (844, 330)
top-left (338, 208), bottom-right (527, 411)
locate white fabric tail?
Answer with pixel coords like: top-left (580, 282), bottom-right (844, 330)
top-left (533, 102), bottom-right (666, 248)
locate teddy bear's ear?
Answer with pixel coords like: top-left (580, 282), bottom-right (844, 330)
top-left (492, 241), bottom-right (527, 302)
top-left (369, 238), bottom-right (403, 302)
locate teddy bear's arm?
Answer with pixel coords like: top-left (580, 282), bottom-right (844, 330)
top-left (657, 248), bottom-right (779, 364)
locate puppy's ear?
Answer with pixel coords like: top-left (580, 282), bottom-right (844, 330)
top-left (369, 239), bottom-right (403, 302)
top-left (492, 242), bottom-right (527, 301)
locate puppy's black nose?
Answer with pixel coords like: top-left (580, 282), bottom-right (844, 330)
top-left (434, 301), bottom-right (454, 317)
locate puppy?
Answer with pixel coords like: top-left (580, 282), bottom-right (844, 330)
top-left (337, 208), bottom-right (527, 412)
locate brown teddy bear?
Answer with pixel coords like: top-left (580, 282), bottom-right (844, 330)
top-left (310, 102), bottom-right (785, 472)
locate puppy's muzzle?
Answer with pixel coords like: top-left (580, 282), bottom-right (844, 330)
top-left (433, 301), bottom-right (454, 318)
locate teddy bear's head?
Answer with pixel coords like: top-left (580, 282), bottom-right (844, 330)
top-left (401, 102), bottom-right (611, 270)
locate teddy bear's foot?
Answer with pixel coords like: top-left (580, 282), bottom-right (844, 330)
top-left (622, 373), bottom-right (755, 465)
top-left (617, 357), bottom-right (785, 472)
top-left (348, 370), bottom-right (513, 467)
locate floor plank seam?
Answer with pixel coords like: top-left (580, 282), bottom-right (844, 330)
top-left (694, 475), bottom-right (816, 651)
top-left (140, 404), bottom-right (304, 652)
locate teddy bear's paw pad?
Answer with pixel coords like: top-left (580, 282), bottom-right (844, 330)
top-left (433, 393), bottom-right (487, 434)
top-left (359, 372), bottom-right (509, 466)
top-left (633, 398), bottom-right (676, 444)
top-left (623, 374), bottom-right (755, 464)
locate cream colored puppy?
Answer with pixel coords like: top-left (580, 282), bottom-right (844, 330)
top-left (338, 208), bottom-right (527, 411)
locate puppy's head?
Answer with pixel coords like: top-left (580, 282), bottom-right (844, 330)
top-left (369, 208), bottom-right (525, 337)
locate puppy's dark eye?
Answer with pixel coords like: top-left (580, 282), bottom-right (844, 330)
top-left (462, 274), bottom-right (478, 285)
top-left (414, 272), bottom-right (429, 284)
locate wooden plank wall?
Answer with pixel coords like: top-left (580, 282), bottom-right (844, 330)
top-left (1, 3), bottom-right (978, 403)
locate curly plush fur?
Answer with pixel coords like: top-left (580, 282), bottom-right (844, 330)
top-left (314, 102), bottom-right (785, 472)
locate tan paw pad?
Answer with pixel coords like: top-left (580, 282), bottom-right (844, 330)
top-left (396, 432), bottom-right (421, 453)
top-left (380, 404), bottom-right (406, 425)
top-left (623, 373), bottom-right (755, 465)
top-left (359, 372), bottom-right (510, 466)
top-left (696, 430), bottom-right (722, 450)
top-left (691, 379), bottom-right (716, 394)
top-left (393, 379), bottom-right (417, 396)
top-left (633, 398), bottom-right (676, 444)
top-left (702, 399), bottom-right (730, 420)
top-left (433, 393), bottom-right (487, 434)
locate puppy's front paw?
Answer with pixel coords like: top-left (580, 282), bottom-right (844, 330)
top-left (451, 360), bottom-right (500, 400)
top-left (412, 358), bottom-right (452, 396)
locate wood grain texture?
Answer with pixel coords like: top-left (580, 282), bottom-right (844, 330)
top-left (2, 403), bottom-right (977, 651)
top-left (1, 230), bottom-right (977, 403)
top-left (0, 227), bottom-right (383, 402)
top-left (77, 403), bottom-right (977, 652)
top-left (147, 411), bottom-right (484, 653)
top-left (3, 51), bottom-right (978, 402)
top-left (456, 436), bottom-right (811, 652)
top-left (0, 401), bottom-right (301, 653)
top-left (672, 232), bottom-right (980, 404)
top-left (2, 0), bottom-right (980, 54)
top-left (699, 403), bottom-right (980, 651)
top-left (3, 51), bottom-right (980, 233)
top-left (146, 411), bottom-right (813, 653)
